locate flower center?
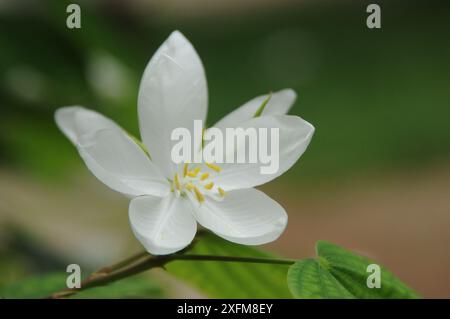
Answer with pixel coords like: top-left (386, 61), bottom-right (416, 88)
top-left (172, 163), bottom-right (226, 203)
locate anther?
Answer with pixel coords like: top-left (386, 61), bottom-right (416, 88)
top-left (218, 187), bottom-right (226, 197)
top-left (186, 166), bottom-right (201, 178)
top-left (193, 186), bottom-right (205, 203)
top-left (174, 173), bottom-right (181, 190)
top-left (205, 162), bottom-right (221, 172)
top-left (204, 182), bottom-right (214, 190)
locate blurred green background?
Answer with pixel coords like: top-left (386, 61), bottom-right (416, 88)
top-left (1, 0), bottom-right (449, 298)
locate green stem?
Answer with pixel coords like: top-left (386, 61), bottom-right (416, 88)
top-left (172, 254), bottom-right (296, 265)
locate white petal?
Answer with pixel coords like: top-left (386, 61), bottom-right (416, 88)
top-left (214, 89), bottom-right (296, 130)
top-left (213, 114), bottom-right (314, 190)
top-left (55, 106), bottom-right (170, 197)
top-left (138, 31), bottom-right (208, 178)
top-left (55, 106), bottom-right (118, 144)
top-left (192, 188), bottom-right (287, 245)
top-left (129, 194), bottom-right (197, 255)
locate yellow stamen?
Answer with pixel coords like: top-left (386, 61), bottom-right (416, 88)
top-left (193, 186), bottom-right (205, 203)
top-left (185, 183), bottom-right (195, 191)
top-left (218, 187), bottom-right (226, 197)
top-left (200, 172), bottom-right (209, 181)
top-left (183, 163), bottom-right (189, 177)
top-left (174, 173), bottom-right (181, 190)
top-left (205, 162), bottom-right (221, 172)
top-left (186, 167), bottom-right (201, 178)
top-left (186, 171), bottom-right (196, 178)
top-left (204, 182), bottom-right (214, 190)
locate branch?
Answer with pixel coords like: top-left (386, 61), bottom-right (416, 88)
top-left (46, 245), bottom-right (294, 299)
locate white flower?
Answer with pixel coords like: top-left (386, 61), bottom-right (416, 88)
top-left (55, 31), bottom-right (314, 255)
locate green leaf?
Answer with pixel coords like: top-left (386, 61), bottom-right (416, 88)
top-left (287, 259), bottom-right (354, 298)
top-left (166, 233), bottom-right (292, 298)
top-left (287, 241), bottom-right (420, 299)
top-left (0, 273), bottom-right (163, 299)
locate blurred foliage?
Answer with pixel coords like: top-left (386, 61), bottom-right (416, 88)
top-left (287, 241), bottom-right (419, 298)
top-left (0, 272), bottom-right (163, 298)
top-left (0, 227), bottom-right (164, 298)
top-left (0, 0), bottom-right (449, 182)
top-left (0, 226), bottom-right (68, 287)
top-left (166, 233), bottom-right (292, 298)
